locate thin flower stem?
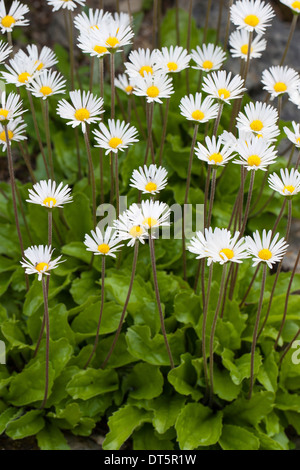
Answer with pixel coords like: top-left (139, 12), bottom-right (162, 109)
top-left (207, 168), bottom-right (217, 227)
top-left (84, 130), bottom-right (97, 227)
top-left (204, 166), bottom-right (212, 228)
top-left (272, 198), bottom-right (287, 237)
top-left (176, 0), bottom-right (180, 45)
top-left (257, 259), bottom-right (282, 340)
top-left (202, 263), bottom-right (214, 397)
top-left (215, 0), bottom-right (224, 44)
top-left (17, 142), bottom-right (36, 182)
top-left (152, 0), bottom-right (158, 48)
top-left (89, 57), bottom-right (95, 93)
top-left (248, 263), bottom-right (267, 399)
top-left (250, 192), bottom-right (275, 220)
top-left (213, 103), bottom-right (224, 137)
top-left (132, 97), bottom-right (147, 140)
top-left (203, 0), bottom-right (212, 44)
top-left (150, 237), bottom-right (174, 369)
top-left (186, 0), bottom-right (193, 94)
top-left (110, 153), bottom-right (114, 205)
top-left (101, 242), bottom-right (139, 369)
top-left (158, 98), bottom-right (170, 166)
top-left (115, 151), bottom-right (120, 218)
top-left (223, 0), bottom-right (234, 52)
top-left (116, 89), bottom-right (127, 122)
top-left (42, 99), bottom-right (54, 180)
top-left (249, 168), bottom-right (270, 216)
top-left (40, 276), bottom-right (50, 410)
top-left (84, 256), bottom-right (106, 369)
top-left (99, 59), bottom-right (104, 204)
top-left (7, 31), bottom-right (12, 48)
top-left (243, 31), bottom-right (253, 84)
top-left (110, 53), bottom-right (115, 120)
top-left (239, 170), bottom-right (255, 236)
top-left (220, 262), bottom-right (234, 319)
top-left (278, 95), bottom-right (282, 120)
top-left (74, 129), bottom-right (82, 180)
top-left (287, 145), bottom-right (295, 168)
top-left (15, 184), bottom-right (34, 245)
top-left (144, 102), bottom-right (155, 165)
top-left (67, 10), bottom-right (75, 89)
top-left (280, 14), bottom-right (298, 66)
top-left (239, 265), bottom-right (260, 309)
top-left (209, 264), bottom-right (227, 406)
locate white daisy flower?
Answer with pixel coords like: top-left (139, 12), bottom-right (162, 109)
top-left (187, 229), bottom-right (210, 260)
top-left (234, 136), bottom-right (277, 171)
top-left (190, 44), bottom-right (226, 73)
top-left (93, 119), bottom-right (139, 155)
top-left (236, 101), bottom-right (279, 138)
top-left (289, 88), bottom-right (300, 109)
top-left (88, 19), bottom-right (134, 52)
top-left (179, 92), bottom-right (219, 123)
top-left (284, 121), bottom-right (300, 148)
top-left (229, 29), bottom-right (267, 60)
top-left (15, 45), bottom-right (58, 72)
top-left (245, 230), bottom-right (289, 268)
top-left (0, 40), bottom-right (12, 64)
top-left (47, 0), bottom-right (86, 12)
top-left (27, 179), bottom-right (73, 209)
top-left (57, 90), bottom-right (104, 133)
top-left (130, 165), bottom-right (168, 194)
top-left (27, 69), bottom-right (66, 100)
top-left (262, 66), bottom-right (300, 100)
top-left (139, 199), bottom-right (171, 230)
top-left (268, 168), bottom-right (300, 196)
top-left (133, 72), bottom-right (174, 104)
top-left (0, 91), bottom-right (25, 122)
top-left (0, 0), bottom-right (29, 33)
top-left (230, 0), bottom-right (275, 34)
top-left (77, 31), bottom-right (110, 59)
top-left (125, 48), bottom-right (160, 78)
top-left (0, 117), bottom-right (26, 150)
top-left (205, 228), bottom-right (249, 265)
top-left (113, 11), bottom-right (132, 28)
top-left (84, 226), bottom-right (123, 258)
top-left (74, 8), bottom-right (112, 32)
top-left (114, 209), bottom-right (149, 247)
top-left (20, 245), bottom-right (64, 281)
top-left (280, 0), bottom-right (300, 13)
top-left (202, 70), bottom-right (246, 104)
top-left (155, 46), bottom-right (191, 74)
top-left (115, 73), bottom-right (135, 96)
top-left (195, 135), bottom-right (236, 167)
top-left (1, 56), bottom-right (40, 87)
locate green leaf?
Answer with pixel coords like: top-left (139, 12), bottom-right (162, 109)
top-left (168, 353), bottom-right (202, 400)
top-left (257, 352), bottom-right (278, 393)
top-left (175, 403), bottom-right (223, 450)
top-left (213, 367), bottom-right (241, 401)
top-left (71, 301), bottom-right (124, 339)
top-left (173, 291), bottom-right (201, 326)
top-left (37, 422), bottom-right (70, 450)
top-left (219, 425), bottom-right (260, 450)
top-left (133, 424), bottom-right (174, 450)
top-left (6, 410), bottom-right (44, 440)
top-left (0, 407), bottom-right (23, 434)
top-left (123, 363), bottom-right (164, 400)
top-left (150, 395), bottom-right (186, 434)
top-left (1, 319), bottom-right (29, 350)
top-left (66, 368), bottom-right (119, 400)
top-left (222, 349), bottom-right (262, 385)
top-left (64, 192), bottom-right (93, 242)
top-left (224, 391), bottom-right (275, 426)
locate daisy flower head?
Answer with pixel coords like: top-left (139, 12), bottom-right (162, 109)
top-left (27, 69), bottom-right (66, 100)
top-left (236, 101), bottom-right (279, 139)
top-left (93, 119), bottom-right (139, 155)
top-left (27, 179), bottom-right (73, 209)
top-left (179, 92), bottom-right (219, 123)
top-left (2, 56), bottom-right (40, 87)
top-left (280, 0), bottom-right (300, 13)
top-left (190, 44), bottom-right (226, 73)
top-left (15, 45), bottom-right (58, 72)
top-left (77, 31), bottom-right (110, 59)
top-left (130, 165), bottom-right (168, 194)
top-left (89, 19), bottom-right (134, 53)
top-left (268, 168), bottom-right (300, 197)
top-left (57, 90), bottom-right (104, 133)
top-left (0, 116), bottom-right (26, 151)
top-left (125, 48), bottom-right (160, 78)
top-left (289, 88), bottom-right (300, 109)
top-left (202, 70), bottom-right (246, 104)
top-left (195, 135), bottom-right (236, 167)
top-left (115, 74), bottom-right (135, 96)
top-left (230, 0), bottom-right (275, 34)
top-left (0, 0), bottom-right (29, 34)
top-left (47, 0), bottom-right (86, 12)
top-left (74, 8), bottom-right (112, 32)
top-left (20, 245), bottom-right (64, 281)
top-left (139, 199), bottom-right (171, 232)
top-left (0, 91), bottom-right (25, 122)
top-left (155, 46), bottom-right (191, 74)
top-left (234, 136), bottom-right (277, 171)
top-left (188, 230), bottom-right (209, 260)
top-left (205, 228), bottom-right (249, 265)
top-left (262, 66), bottom-right (300, 100)
top-left (284, 121), bottom-right (300, 148)
top-left (0, 40), bottom-right (12, 64)
top-left (113, 11), bottom-right (132, 28)
top-left (229, 29), bottom-right (267, 61)
top-left (114, 208), bottom-right (149, 247)
top-left (133, 72), bottom-right (174, 104)
top-left (245, 230), bottom-right (288, 268)
top-left (84, 226), bottom-right (123, 258)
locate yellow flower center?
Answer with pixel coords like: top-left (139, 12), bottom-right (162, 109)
top-left (283, 185), bottom-right (295, 194)
top-left (129, 225), bottom-right (144, 238)
top-left (94, 45), bottom-right (108, 54)
top-left (0, 130), bottom-right (13, 142)
top-left (35, 262), bottom-right (49, 273)
top-left (241, 44), bottom-right (253, 55)
top-left (143, 217), bottom-right (158, 228)
top-left (43, 197), bottom-right (57, 207)
top-left (147, 86), bottom-right (160, 98)
top-left (167, 61), bottom-right (178, 71)
top-left (125, 85), bottom-right (134, 94)
top-left (218, 88), bottom-right (231, 99)
top-left (247, 154), bottom-right (261, 166)
top-left (145, 182), bottom-right (157, 192)
top-left (296, 137), bottom-right (300, 145)
top-left (98, 243), bottom-right (110, 254)
top-left (191, 110), bottom-right (205, 121)
top-left (40, 86), bottom-right (53, 96)
top-left (74, 108), bottom-right (90, 121)
top-left (274, 82), bottom-right (287, 93)
top-left (0, 108), bottom-right (9, 119)
top-left (1, 15), bottom-right (15, 28)
top-left (209, 152), bottom-right (223, 164)
top-left (18, 72), bottom-right (31, 83)
top-left (244, 14), bottom-right (260, 27)
top-left (250, 119), bottom-right (264, 132)
top-left (292, 1), bottom-right (300, 9)
top-left (202, 60), bottom-right (213, 70)
top-left (258, 249), bottom-right (272, 261)
top-left (139, 65), bottom-right (153, 76)
top-left (106, 37), bottom-right (120, 48)
top-left (109, 137), bottom-right (123, 149)
top-left (36, 62), bottom-right (44, 71)
top-left (219, 248), bottom-right (234, 260)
